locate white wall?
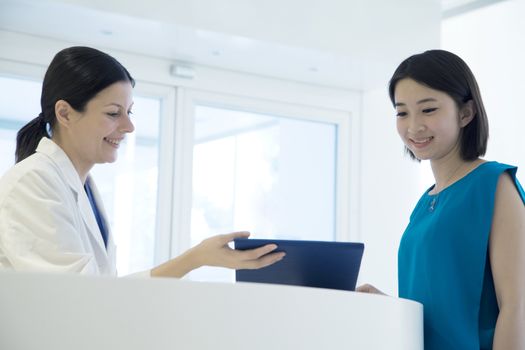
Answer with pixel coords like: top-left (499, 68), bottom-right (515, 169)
top-left (0, 31), bottom-right (361, 112)
top-left (0, 0), bottom-right (441, 90)
top-left (49, 0), bottom-right (440, 61)
top-left (442, 0), bottom-right (525, 171)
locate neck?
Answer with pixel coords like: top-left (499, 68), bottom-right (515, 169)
top-left (431, 158), bottom-right (461, 183)
top-left (429, 152), bottom-right (466, 193)
top-left (430, 154), bottom-right (482, 193)
top-left (52, 135), bottom-right (92, 184)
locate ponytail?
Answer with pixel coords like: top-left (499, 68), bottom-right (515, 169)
top-left (15, 113), bottom-right (49, 163)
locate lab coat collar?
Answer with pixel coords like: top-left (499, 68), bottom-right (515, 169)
top-left (35, 137), bottom-right (83, 197)
top-left (35, 137), bottom-right (112, 262)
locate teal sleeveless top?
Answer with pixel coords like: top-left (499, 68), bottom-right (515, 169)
top-left (398, 162), bottom-right (525, 350)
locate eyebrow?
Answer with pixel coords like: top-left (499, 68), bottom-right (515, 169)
top-left (394, 98), bottom-right (438, 107)
top-left (104, 102), bottom-right (134, 110)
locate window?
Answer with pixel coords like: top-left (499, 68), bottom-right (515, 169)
top-left (0, 76), bottom-right (41, 173)
top-left (1, 66), bottom-right (354, 282)
top-left (191, 105), bottom-right (337, 243)
top-left (180, 91), bottom-right (350, 282)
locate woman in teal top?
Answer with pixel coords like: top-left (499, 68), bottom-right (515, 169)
top-left (358, 50), bottom-right (525, 349)
top-left (399, 162), bottom-right (524, 349)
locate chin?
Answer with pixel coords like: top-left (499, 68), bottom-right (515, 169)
top-left (415, 154), bottom-right (430, 161)
top-left (408, 149), bottom-right (429, 161)
top-left (100, 155), bottom-right (118, 164)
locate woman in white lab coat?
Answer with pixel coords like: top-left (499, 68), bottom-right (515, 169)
top-left (0, 46), bottom-right (284, 277)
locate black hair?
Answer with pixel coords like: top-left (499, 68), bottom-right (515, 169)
top-left (15, 46), bottom-right (135, 163)
top-left (388, 49), bottom-right (488, 161)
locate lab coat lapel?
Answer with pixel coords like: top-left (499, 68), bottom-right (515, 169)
top-left (85, 176), bottom-right (117, 272)
top-left (36, 138), bottom-right (109, 261)
top-left (76, 182), bottom-right (109, 256)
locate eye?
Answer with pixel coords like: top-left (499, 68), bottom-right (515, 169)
top-left (106, 112), bottom-right (120, 118)
top-left (422, 108), bottom-right (438, 114)
top-left (127, 110), bottom-right (134, 117)
top-left (396, 111), bottom-right (407, 117)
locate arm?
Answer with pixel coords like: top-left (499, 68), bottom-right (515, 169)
top-left (151, 232), bottom-right (285, 278)
top-left (490, 172), bottom-right (525, 350)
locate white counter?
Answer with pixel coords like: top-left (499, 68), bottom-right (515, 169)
top-left (0, 271), bottom-right (423, 349)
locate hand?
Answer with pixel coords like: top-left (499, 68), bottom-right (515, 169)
top-left (189, 231), bottom-right (286, 270)
top-left (356, 283), bottom-right (387, 295)
top-left (151, 231), bottom-right (285, 278)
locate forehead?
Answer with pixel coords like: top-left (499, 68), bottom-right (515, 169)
top-left (394, 78), bottom-right (450, 103)
top-left (89, 81), bottom-right (133, 107)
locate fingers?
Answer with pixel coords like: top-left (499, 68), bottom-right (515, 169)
top-left (218, 231), bottom-right (251, 244)
top-left (355, 284), bottom-right (386, 295)
top-left (203, 232), bottom-right (286, 270)
top-left (238, 251), bottom-right (286, 270)
top-left (356, 284), bottom-right (373, 293)
top-left (236, 243), bottom-right (278, 261)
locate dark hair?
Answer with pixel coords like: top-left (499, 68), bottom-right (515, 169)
top-left (388, 49), bottom-right (488, 161)
top-left (15, 46), bottom-right (135, 163)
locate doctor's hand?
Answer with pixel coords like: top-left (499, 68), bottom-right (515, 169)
top-left (356, 284), bottom-right (387, 295)
top-left (190, 231), bottom-right (286, 269)
top-left (151, 231), bottom-right (285, 278)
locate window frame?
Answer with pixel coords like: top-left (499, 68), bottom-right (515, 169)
top-left (171, 88), bottom-right (356, 256)
top-left (133, 82), bottom-right (177, 266)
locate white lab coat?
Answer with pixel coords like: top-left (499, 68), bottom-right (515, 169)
top-left (0, 137), bottom-right (117, 275)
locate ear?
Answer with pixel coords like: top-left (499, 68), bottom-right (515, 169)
top-left (459, 100), bottom-right (476, 128)
top-left (54, 100), bottom-right (75, 129)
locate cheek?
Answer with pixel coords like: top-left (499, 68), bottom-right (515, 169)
top-left (396, 119), bottom-right (405, 138)
top-left (436, 118), bottom-right (461, 139)
top-left (96, 120), bottom-right (116, 135)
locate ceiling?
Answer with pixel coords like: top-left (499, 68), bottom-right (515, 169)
top-left (0, 0), bottom-right (445, 90)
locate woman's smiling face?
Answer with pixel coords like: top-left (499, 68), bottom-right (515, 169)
top-left (57, 81), bottom-right (134, 176)
top-left (394, 78), bottom-right (465, 161)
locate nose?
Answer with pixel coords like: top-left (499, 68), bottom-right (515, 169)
top-left (120, 114), bottom-right (135, 134)
top-left (407, 115), bottom-right (425, 134)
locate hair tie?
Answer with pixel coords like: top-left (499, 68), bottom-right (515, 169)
top-left (36, 113), bottom-right (51, 136)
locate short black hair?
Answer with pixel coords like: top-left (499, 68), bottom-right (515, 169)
top-left (388, 49), bottom-right (488, 161)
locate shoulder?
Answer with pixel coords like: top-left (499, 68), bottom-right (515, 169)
top-left (474, 160), bottom-right (516, 174)
top-left (477, 160), bottom-right (520, 176)
top-left (0, 152), bottom-right (67, 207)
top-left (481, 161), bottom-right (524, 193)
top-left (495, 170), bottom-right (524, 205)
top-left (1, 152), bottom-right (61, 183)
top-left (465, 161), bottom-right (520, 191)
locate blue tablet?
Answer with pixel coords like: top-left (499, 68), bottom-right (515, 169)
top-left (234, 238), bottom-right (364, 291)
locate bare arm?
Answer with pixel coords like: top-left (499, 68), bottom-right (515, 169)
top-left (151, 232), bottom-right (285, 278)
top-left (490, 172), bottom-right (525, 350)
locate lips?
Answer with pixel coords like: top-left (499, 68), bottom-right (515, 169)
top-left (104, 137), bottom-right (123, 147)
top-left (409, 136), bottom-right (433, 149)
